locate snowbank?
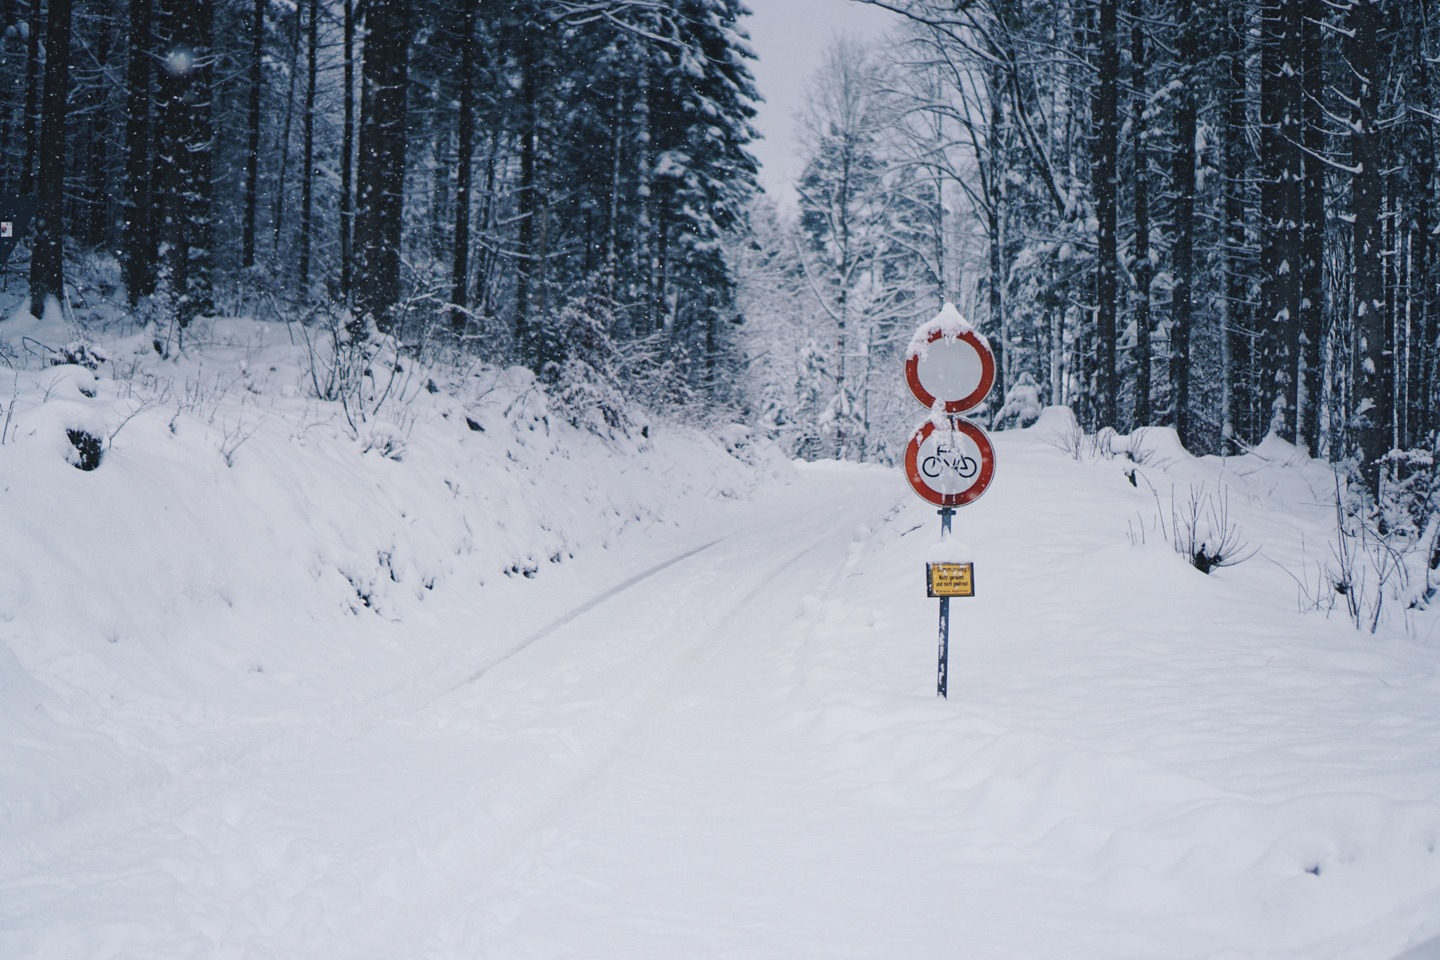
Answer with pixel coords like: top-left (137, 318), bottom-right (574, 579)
top-left (0, 306), bottom-right (788, 879)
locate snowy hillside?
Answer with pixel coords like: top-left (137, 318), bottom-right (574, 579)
top-left (4, 312), bottom-right (1440, 958)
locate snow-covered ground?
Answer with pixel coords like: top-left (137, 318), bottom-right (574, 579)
top-left (4, 308), bottom-right (1440, 958)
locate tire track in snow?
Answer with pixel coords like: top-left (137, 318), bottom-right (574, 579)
top-left (231, 504), bottom-right (860, 960)
top-left (439, 537), bottom-right (726, 698)
top-left (403, 487), bottom-right (904, 957)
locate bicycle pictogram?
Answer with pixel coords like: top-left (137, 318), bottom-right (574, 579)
top-left (921, 449), bottom-right (978, 480)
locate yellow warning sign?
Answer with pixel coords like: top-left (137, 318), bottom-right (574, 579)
top-left (927, 562), bottom-right (974, 598)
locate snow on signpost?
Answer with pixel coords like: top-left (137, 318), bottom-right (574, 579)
top-left (903, 303), bottom-right (996, 698)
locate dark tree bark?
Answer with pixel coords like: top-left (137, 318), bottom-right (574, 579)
top-left (339, 0), bottom-right (354, 297)
top-left (154, 0), bottom-right (214, 329)
top-left (450, 0), bottom-right (475, 333)
top-left (27, 0), bottom-right (68, 316)
top-left (240, 0), bottom-right (263, 268)
top-left (296, 0), bottom-right (317, 289)
top-left (1130, 0), bottom-right (1151, 428)
top-left (81, 14), bottom-right (113, 248)
top-left (605, 81), bottom-right (623, 292)
top-left (1298, 0), bottom-right (1324, 453)
top-left (475, 132), bottom-right (497, 322)
top-left (354, 0), bottom-right (409, 333)
top-left (1349, 0), bottom-right (1387, 499)
top-left (1219, 0), bottom-right (1248, 451)
top-left (1169, 0), bottom-right (1196, 447)
top-left (1093, 0), bottom-right (1118, 428)
top-left (271, 1), bottom-right (299, 252)
top-left (986, 61), bottom-right (1004, 401)
top-left (19, 0), bottom-right (42, 196)
top-left (514, 25), bottom-right (538, 356)
top-left (1415, 0), bottom-right (1437, 440)
top-left (1257, 0), bottom-right (1298, 441)
top-left (1277, 0), bottom-right (1302, 443)
top-left (1075, 0), bottom-right (1095, 427)
top-left (121, 0), bottom-right (154, 303)
top-left (0, 0), bottom-right (18, 195)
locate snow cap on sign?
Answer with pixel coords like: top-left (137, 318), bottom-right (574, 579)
top-left (929, 532), bottom-right (971, 564)
top-left (906, 302), bottom-right (984, 360)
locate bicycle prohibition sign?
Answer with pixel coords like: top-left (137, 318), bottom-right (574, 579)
top-left (904, 418), bottom-right (995, 508)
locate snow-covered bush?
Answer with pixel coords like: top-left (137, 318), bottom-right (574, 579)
top-left (539, 293), bottom-right (631, 439)
top-left (995, 371), bottom-right (1042, 429)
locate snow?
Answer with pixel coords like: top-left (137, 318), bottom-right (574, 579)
top-left (4, 314), bottom-right (1440, 958)
top-left (929, 396), bottom-right (950, 431)
top-left (905, 301), bottom-right (984, 360)
top-left (928, 532), bottom-right (971, 563)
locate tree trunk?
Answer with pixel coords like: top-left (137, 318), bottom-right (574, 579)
top-left (1258, 0), bottom-right (1280, 433)
top-left (987, 61), bottom-right (1006, 400)
top-left (271, 2), bottom-right (300, 253)
top-left (1298, 0), bottom-right (1325, 453)
top-left (1093, 0), bottom-right (1118, 428)
top-left (1350, 0), bottom-right (1387, 500)
top-left (1219, 0), bottom-right (1247, 451)
top-left (297, 0), bottom-right (317, 289)
top-left (19, 0), bottom-right (42, 196)
top-left (27, 0), bottom-right (68, 316)
top-left (339, 0), bottom-right (354, 298)
top-left (1278, 0), bottom-right (1303, 443)
top-left (514, 26), bottom-right (540, 357)
top-left (1415, 0), bottom-right (1437, 440)
top-left (606, 85), bottom-right (622, 294)
top-left (1169, 0), bottom-right (1196, 448)
top-left (1130, 0), bottom-right (1151, 428)
top-left (449, 0), bottom-right (474, 334)
top-left (121, 0), bottom-right (153, 303)
top-left (154, 0), bottom-right (214, 330)
top-left (1385, 163), bottom-right (1399, 449)
top-left (354, 0), bottom-right (409, 333)
top-left (82, 16), bottom-right (112, 248)
top-left (0, 0), bottom-right (20, 194)
top-left (240, 0), bottom-right (263, 268)
top-left (473, 132), bottom-right (497, 322)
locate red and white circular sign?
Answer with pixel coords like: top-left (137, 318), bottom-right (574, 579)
top-left (905, 328), bottom-right (996, 414)
top-left (904, 418), bottom-right (996, 507)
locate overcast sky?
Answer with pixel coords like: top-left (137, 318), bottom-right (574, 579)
top-left (741, 0), bottom-right (901, 210)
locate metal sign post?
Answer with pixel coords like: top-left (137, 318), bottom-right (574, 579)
top-left (902, 305), bottom-right (997, 698)
top-left (936, 506), bottom-right (954, 696)
top-left (938, 590), bottom-right (950, 698)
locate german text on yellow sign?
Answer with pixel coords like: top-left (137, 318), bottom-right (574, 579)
top-left (927, 562), bottom-right (974, 598)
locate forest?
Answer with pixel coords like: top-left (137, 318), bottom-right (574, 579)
top-left (0, 0), bottom-right (1436, 501)
top-left (1, 0), bottom-right (761, 415)
top-left (755, 0), bottom-right (1437, 504)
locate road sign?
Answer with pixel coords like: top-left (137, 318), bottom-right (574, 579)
top-left (0, 196), bottom-right (38, 268)
top-left (905, 326), bottom-right (996, 414)
top-left (904, 305), bottom-right (998, 699)
top-left (927, 562), bottom-right (974, 598)
top-left (904, 417), bottom-right (996, 507)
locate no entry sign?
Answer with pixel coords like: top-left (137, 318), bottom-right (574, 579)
top-left (905, 326), bottom-right (996, 413)
top-left (904, 418), bottom-right (996, 507)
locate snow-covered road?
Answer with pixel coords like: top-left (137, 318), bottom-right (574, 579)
top-left (7, 429), bottom-right (1440, 959)
top-left (6, 463), bottom-right (909, 958)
